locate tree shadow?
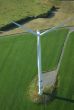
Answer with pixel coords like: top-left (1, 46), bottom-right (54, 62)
top-left (0, 6), bottom-right (59, 32)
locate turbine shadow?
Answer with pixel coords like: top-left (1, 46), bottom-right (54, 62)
top-left (43, 91), bottom-right (74, 103)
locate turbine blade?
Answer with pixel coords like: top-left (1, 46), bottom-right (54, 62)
top-left (40, 17), bottom-right (74, 36)
top-left (12, 21), bottom-right (37, 35)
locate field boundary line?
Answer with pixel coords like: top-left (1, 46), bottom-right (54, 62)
top-left (0, 25), bottom-right (74, 38)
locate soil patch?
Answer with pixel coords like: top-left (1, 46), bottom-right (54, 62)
top-left (28, 70), bottom-right (58, 104)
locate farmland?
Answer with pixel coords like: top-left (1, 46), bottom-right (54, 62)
top-left (0, 29), bottom-right (74, 110)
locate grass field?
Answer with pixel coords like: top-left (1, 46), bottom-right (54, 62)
top-left (0, 0), bottom-right (52, 27)
top-left (0, 0), bottom-right (74, 28)
top-left (0, 29), bottom-right (74, 110)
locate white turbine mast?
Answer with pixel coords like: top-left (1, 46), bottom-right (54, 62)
top-left (37, 30), bottom-right (43, 95)
top-left (12, 17), bottom-right (73, 95)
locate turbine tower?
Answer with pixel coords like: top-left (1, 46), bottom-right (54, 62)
top-left (12, 17), bottom-right (73, 95)
top-left (37, 30), bottom-right (43, 95)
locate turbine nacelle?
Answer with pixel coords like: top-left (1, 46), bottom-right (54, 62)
top-left (37, 30), bottom-right (40, 36)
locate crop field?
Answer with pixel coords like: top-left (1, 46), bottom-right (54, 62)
top-left (0, 29), bottom-right (74, 110)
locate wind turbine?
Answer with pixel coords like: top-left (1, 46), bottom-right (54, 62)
top-left (12, 17), bottom-right (73, 95)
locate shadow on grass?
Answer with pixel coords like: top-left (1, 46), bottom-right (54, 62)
top-left (0, 6), bottom-right (59, 32)
top-left (43, 90), bottom-right (74, 103)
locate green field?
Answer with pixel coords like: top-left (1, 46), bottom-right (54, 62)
top-left (0, 0), bottom-right (74, 30)
top-left (0, 29), bottom-right (74, 110)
